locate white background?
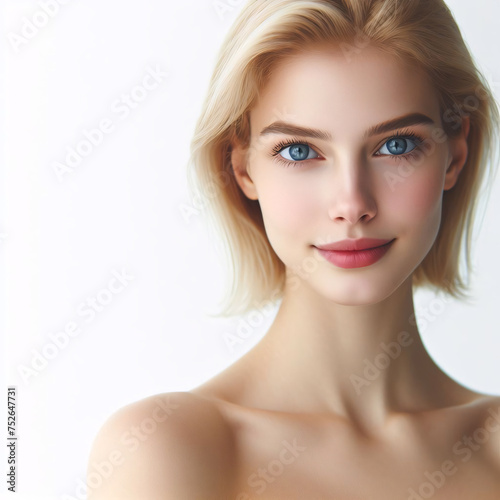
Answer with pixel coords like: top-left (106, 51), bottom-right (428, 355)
top-left (2, 0), bottom-right (500, 498)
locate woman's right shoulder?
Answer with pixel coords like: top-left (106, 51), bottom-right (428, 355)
top-left (87, 391), bottom-right (238, 500)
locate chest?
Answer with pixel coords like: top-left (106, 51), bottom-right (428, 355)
top-left (230, 419), bottom-right (500, 500)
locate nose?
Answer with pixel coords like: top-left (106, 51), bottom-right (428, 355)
top-left (327, 160), bottom-right (377, 224)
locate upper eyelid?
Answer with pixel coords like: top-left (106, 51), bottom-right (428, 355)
top-left (273, 138), bottom-right (323, 157)
top-left (276, 132), bottom-right (422, 156)
top-left (278, 141), bottom-right (321, 160)
top-left (375, 133), bottom-right (422, 148)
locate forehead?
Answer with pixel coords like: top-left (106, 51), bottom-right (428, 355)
top-left (250, 44), bottom-right (441, 136)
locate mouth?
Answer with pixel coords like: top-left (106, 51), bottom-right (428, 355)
top-left (313, 239), bottom-right (396, 269)
top-left (314, 237), bottom-right (395, 252)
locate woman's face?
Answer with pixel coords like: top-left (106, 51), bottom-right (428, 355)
top-left (231, 44), bottom-right (469, 304)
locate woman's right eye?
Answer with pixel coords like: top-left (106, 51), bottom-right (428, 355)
top-left (270, 141), bottom-right (321, 167)
top-left (279, 143), bottom-right (320, 162)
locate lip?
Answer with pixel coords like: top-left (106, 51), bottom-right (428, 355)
top-left (314, 238), bottom-right (396, 269)
top-left (315, 238), bottom-right (395, 251)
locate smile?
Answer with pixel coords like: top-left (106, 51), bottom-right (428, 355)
top-left (314, 239), bottom-right (396, 269)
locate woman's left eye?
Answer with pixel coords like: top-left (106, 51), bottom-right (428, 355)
top-left (376, 135), bottom-right (420, 157)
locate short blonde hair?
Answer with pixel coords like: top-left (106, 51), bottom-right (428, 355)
top-left (187, 0), bottom-right (500, 317)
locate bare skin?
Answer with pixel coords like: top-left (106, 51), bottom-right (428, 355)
top-left (87, 43), bottom-right (500, 499)
top-left (188, 43), bottom-right (500, 498)
top-left (191, 343), bottom-right (500, 499)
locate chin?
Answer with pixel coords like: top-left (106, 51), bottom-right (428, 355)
top-left (315, 273), bottom-right (410, 306)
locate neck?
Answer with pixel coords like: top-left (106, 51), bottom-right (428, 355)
top-left (250, 276), bottom-right (467, 433)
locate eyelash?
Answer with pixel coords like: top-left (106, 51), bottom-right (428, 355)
top-left (269, 128), bottom-right (426, 168)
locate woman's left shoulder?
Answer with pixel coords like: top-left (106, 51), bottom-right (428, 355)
top-left (472, 394), bottom-right (500, 427)
top-left (472, 395), bottom-right (500, 471)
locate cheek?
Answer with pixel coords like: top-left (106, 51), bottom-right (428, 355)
top-left (256, 176), bottom-right (317, 249)
top-left (259, 177), bottom-right (315, 227)
top-left (386, 163), bottom-right (445, 233)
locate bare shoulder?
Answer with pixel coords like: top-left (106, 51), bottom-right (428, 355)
top-left (475, 395), bottom-right (500, 472)
top-left (86, 391), bottom-right (237, 500)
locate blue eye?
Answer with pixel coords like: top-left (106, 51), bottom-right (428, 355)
top-left (270, 130), bottom-right (426, 168)
top-left (279, 143), bottom-right (320, 162)
top-left (377, 136), bottom-right (419, 156)
top-left (270, 139), bottom-right (320, 167)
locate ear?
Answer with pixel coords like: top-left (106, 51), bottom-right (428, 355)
top-left (230, 140), bottom-right (259, 200)
top-left (443, 115), bottom-right (470, 191)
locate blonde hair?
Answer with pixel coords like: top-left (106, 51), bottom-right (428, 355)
top-left (187, 0), bottom-right (500, 317)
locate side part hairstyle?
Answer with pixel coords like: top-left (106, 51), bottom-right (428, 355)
top-left (187, 0), bottom-right (500, 317)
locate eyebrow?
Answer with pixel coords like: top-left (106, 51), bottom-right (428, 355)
top-left (259, 113), bottom-right (435, 141)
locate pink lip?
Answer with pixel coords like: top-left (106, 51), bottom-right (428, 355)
top-left (315, 238), bottom-right (394, 251)
top-left (314, 238), bottom-right (396, 269)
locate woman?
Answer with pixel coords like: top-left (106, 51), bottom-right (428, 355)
top-left (87, 1), bottom-right (500, 498)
